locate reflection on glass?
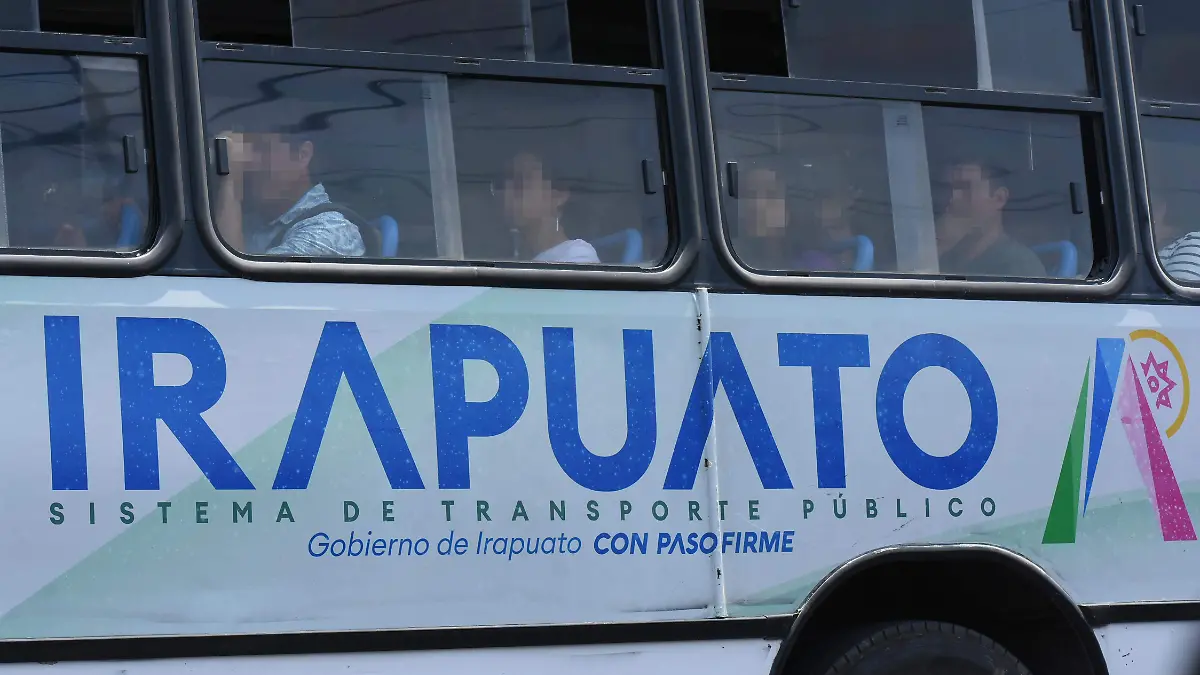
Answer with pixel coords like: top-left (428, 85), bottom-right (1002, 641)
top-left (0, 53), bottom-right (150, 251)
top-left (201, 62), bottom-right (668, 265)
top-left (713, 91), bottom-right (1095, 278)
top-left (292, 0), bottom-right (540, 60)
top-left (781, 0), bottom-right (1090, 95)
top-left (1143, 117), bottom-right (1200, 283)
top-left (1132, 0), bottom-right (1200, 104)
top-left (223, 0), bottom-right (662, 67)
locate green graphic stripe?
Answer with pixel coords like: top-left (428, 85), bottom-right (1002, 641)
top-left (1042, 360), bottom-right (1091, 544)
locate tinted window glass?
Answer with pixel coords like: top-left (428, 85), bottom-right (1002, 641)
top-left (202, 62), bottom-right (668, 265)
top-left (0, 0), bottom-right (140, 35)
top-left (0, 53), bottom-right (150, 251)
top-left (200, 0), bottom-right (657, 67)
top-left (713, 91), bottom-right (1095, 278)
top-left (1143, 117), bottom-right (1200, 283)
top-left (292, 1), bottom-right (538, 60)
top-left (781, 0), bottom-right (1090, 95)
top-left (198, 0), bottom-right (291, 45)
top-left (1132, 0), bottom-right (1200, 104)
top-left (450, 79), bottom-right (668, 265)
top-left (704, 0), bottom-right (787, 77)
top-left (40, 0), bottom-right (141, 36)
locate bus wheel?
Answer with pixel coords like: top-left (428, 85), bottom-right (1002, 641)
top-left (817, 621), bottom-right (1032, 675)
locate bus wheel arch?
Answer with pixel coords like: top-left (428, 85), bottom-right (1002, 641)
top-left (769, 544), bottom-right (1107, 675)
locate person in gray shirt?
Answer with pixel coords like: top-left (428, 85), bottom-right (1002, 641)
top-left (213, 128), bottom-right (364, 258)
top-left (935, 157), bottom-right (1047, 278)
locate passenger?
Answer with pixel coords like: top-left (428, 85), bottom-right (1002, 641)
top-left (1153, 192), bottom-right (1200, 282)
top-left (935, 157), bottom-right (1047, 277)
top-left (796, 184), bottom-right (864, 272)
top-left (16, 170), bottom-right (137, 250)
top-left (53, 194), bottom-right (143, 250)
top-left (496, 152), bottom-right (598, 264)
top-left (213, 128), bottom-right (364, 257)
top-left (735, 166), bottom-right (795, 269)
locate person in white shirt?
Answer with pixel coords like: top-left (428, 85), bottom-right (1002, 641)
top-left (1154, 191), bottom-right (1200, 282)
top-left (495, 151), bottom-right (599, 264)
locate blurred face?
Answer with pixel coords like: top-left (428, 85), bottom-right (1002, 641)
top-left (498, 153), bottom-right (567, 230)
top-left (941, 163), bottom-right (1007, 223)
top-left (814, 188), bottom-right (858, 244)
top-left (936, 162), bottom-right (1009, 252)
top-left (741, 167), bottom-right (786, 237)
top-left (240, 132), bottom-right (313, 205)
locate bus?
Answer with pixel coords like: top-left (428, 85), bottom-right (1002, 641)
top-left (0, 0), bottom-right (1199, 673)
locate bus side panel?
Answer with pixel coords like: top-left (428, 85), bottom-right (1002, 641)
top-left (0, 278), bottom-right (712, 638)
top-left (709, 292), bottom-right (1200, 613)
top-left (1097, 622), bottom-right (1200, 674)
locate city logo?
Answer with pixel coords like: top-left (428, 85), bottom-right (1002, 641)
top-left (1043, 330), bottom-right (1193, 544)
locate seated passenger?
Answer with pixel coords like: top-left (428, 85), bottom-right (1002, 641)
top-left (735, 165), bottom-right (862, 272)
top-left (213, 128), bottom-right (364, 257)
top-left (1153, 192), bottom-right (1200, 282)
top-left (53, 194), bottom-right (144, 250)
top-left (935, 157), bottom-right (1046, 277)
top-left (735, 166), bottom-right (795, 269)
top-left (796, 184), bottom-right (864, 272)
top-left (497, 152), bottom-right (598, 264)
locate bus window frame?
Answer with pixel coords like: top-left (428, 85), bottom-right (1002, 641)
top-left (0, 0), bottom-right (183, 276)
top-left (178, 0), bottom-right (703, 288)
top-left (1130, 102), bottom-right (1200, 299)
top-left (692, 0), bottom-right (1138, 300)
top-left (1123, 0), bottom-right (1200, 303)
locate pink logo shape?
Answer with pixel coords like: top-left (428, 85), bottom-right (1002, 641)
top-left (1119, 356), bottom-right (1196, 541)
top-left (1142, 352), bottom-right (1177, 410)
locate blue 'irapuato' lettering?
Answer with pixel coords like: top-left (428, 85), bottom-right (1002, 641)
top-left (44, 320), bottom-right (997, 495)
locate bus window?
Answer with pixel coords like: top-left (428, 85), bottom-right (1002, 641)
top-left (713, 91), bottom-right (1096, 279)
top-left (0, 53), bottom-right (150, 252)
top-left (924, 106), bottom-right (1095, 278)
top-left (449, 79), bottom-right (668, 266)
top-left (199, 0), bottom-right (658, 67)
top-left (1131, 0), bottom-right (1200, 104)
top-left (705, 0), bottom-right (1091, 95)
top-left (202, 61), bottom-right (434, 260)
top-left (201, 63), bottom-right (668, 266)
top-left (1143, 117), bottom-right (1200, 283)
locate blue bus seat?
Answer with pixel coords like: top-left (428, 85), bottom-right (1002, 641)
top-left (827, 234), bottom-right (875, 272)
top-left (593, 228), bottom-right (644, 264)
top-left (115, 202), bottom-right (143, 249)
top-left (1032, 240), bottom-right (1078, 277)
top-left (373, 215), bottom-right (400, 258)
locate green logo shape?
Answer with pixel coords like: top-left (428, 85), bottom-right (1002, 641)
top-left (1043, 360), bottom-right (1091, 544)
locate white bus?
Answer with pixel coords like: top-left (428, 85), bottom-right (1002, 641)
top-left (0, 0), bottom-right (1198, 673)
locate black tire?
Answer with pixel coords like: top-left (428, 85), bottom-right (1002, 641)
top-left (818, 621), bottom-right (1032, 675)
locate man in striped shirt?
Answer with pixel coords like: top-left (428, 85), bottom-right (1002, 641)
top-left (1154, 192), bottom-right (1200, 282)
